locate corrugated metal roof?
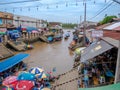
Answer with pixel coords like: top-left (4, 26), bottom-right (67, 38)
top-left (103, 22), bottom-right (120, 30)
top-left (80, 40), bottom-right (113, 62)
top-left (101, 37), bottom-right (119, 48)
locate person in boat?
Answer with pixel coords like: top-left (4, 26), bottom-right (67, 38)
top-left (19, 61), bottom-right (27, 71)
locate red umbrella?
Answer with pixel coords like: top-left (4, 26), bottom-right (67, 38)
top-left (2, 76), bottom-right (18, 87)
top-left (13, 80), bottom-right (34, 90)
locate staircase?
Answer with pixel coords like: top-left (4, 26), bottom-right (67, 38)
top-left (52, 68), bottom-right (79, 90)
top-left (7, 40), bottom-right (26, 51)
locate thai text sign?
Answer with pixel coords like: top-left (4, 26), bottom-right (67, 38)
top-left (0, 28), bottom-right (7, 33)
top-left (92, 30), bottom-right (103, 38)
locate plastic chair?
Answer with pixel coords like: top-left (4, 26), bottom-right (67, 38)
top-left (99, 76), bottom-right (105, 84)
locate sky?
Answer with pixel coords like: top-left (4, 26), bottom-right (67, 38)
top-left (0, 0), bottom-right (120, 23)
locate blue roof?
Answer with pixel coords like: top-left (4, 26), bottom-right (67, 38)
top-left (0, 53), bottom-right (29, 72)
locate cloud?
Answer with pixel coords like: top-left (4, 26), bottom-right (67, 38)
top-left (0, 0), bottom-right (119, 23)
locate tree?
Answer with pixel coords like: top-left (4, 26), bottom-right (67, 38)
top-left (99, 16), bottom-right (117, 25)
top-left (62, 23), bottom-right (77, 29)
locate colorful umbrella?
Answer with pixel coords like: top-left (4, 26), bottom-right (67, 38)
top-left (13, 80), bottom-right (34, 90)
top-left (2, 76), bottom-right (18, 87)
top-left (32, 86), bottom-right (44, 90)
top-left (32, 30), bottom-right (38, 33)
top-left (41, 88), bottom-right (50, 90)
top-left (17, 72), bottom-right (36, 81)
top-left (26, 44), bottom-right (34, 49)
top-left (29, 67), bottom-right (44, 76)
top-left (37, 72), bottom-right (47, 79)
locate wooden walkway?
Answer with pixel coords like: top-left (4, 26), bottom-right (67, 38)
top-left (52, 68), bottom-right (79, 90)
top-left (0, 43), bottom-right (14, 60)
top-left (39, 36), bottom-right (48, 43)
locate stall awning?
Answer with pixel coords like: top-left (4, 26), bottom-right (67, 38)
top-left (101, 37), bottom-right (119, 48)
top-left (78, 83), bottom-right (120, 90)
top-left (0, 53), bottom-right (29, 72)
top-left (80, 40), bottom-right (113, 62)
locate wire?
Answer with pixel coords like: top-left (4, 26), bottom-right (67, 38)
top-left (0, 0), bottom-right (41, 5)
top-left (0, 1), bottom-right (77, 10)
top-left (88, 1), bottom-right (114, 20)
top-left (112, 0), bottom-right (120, 4)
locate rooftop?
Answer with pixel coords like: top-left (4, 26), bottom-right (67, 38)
top-left (103, 30), bottom-right (120, 40)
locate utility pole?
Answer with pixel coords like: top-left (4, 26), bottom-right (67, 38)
top-left (79, 15), bottom-right (82, 28)
top-left (5, 15), bottom-right (8, 29)
top-left (114, 40), bottom-right (120, 84)
top-left (80, 15), bottom-right (82, 24)
top-left (83, 0), bottom-right (86, 46)
top-left (113, 0), bottom-right (120, 84)
top-left (17, 16), bottom-right (20, 27)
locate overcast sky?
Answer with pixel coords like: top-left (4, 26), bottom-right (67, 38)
top-left (0, 0), bottom-right (120, 23)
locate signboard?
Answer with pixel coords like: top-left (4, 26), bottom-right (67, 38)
top-left (92, 30), bottom-right (103, 38)
top-left (0, 28), bottom-right (7, 35)
top-left (0, 18), bottom-right (2, 25)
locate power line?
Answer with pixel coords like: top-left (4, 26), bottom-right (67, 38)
top-left (92, 0), bottom-right (111, 15)
top-left (112, 0), bottom-right (120, 4)
top-left (0, 0), bottom-right (88, 10)
top-left (88, 1), bottom-right (114, 20)
top-left (0, 0), bottom-right (41, 5)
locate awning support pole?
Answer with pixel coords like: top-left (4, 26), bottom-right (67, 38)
top-left (114, 40), bottom-right (120, 84)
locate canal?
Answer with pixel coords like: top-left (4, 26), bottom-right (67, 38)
top-left (25, 29), bottom-right (74, 76)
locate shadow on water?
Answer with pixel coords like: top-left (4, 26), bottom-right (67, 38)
top-left (25, 29), bottom-right (74, 75)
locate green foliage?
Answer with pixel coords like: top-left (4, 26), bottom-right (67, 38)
top-left (99, 16), bottom-right (117, 25)
top-left (62, 23), bottom-right (77, 29)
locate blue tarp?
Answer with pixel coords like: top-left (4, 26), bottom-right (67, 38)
top-left (0, 53), bottom-right (29, 72)
top-left (26, 27), bottom-right (37, 32)
top-left (7, 30), bottom-right (20, 40)
top-left (106, 70), bottom-right (114, 77)
top-left (47, 36), bottom-right (53, 42)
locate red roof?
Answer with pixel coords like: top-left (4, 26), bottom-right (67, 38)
top-left (96, 23), bottom-right (112, 30)
top-left (103, 30), bottom-right (120, 40)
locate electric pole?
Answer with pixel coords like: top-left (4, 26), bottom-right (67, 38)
top-left (83, 0), bottom-right (86, 46)
top-left (114, 41), bottom-right (120, 84)
top-left (80, 15), bottom-right (82, 24)
top-left (113, 0), bottom-right (120, 84)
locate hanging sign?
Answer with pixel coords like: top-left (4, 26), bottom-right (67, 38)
top-left (0, 28), bottom-right (7, 35)
top-left (92, 30), bottom-right (103, 38)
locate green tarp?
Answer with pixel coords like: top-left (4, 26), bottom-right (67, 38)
top-left (0, 32), bottom-right (6, 35)
top-left (78, 83), bottom-right (120, 90)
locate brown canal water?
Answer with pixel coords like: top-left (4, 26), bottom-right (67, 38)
top-left (24, 29), bottom-right (74, 76)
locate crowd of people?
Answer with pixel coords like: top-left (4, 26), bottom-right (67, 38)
top-left (77, 48), bottom-right (117, 88)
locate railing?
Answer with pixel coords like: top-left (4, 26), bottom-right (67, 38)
top-left (58, 67), bottom-right (77, 77)
top-left (51, 74), bottom-right (84, 90)
top-left (0, 32), bottom-right (42, 43)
